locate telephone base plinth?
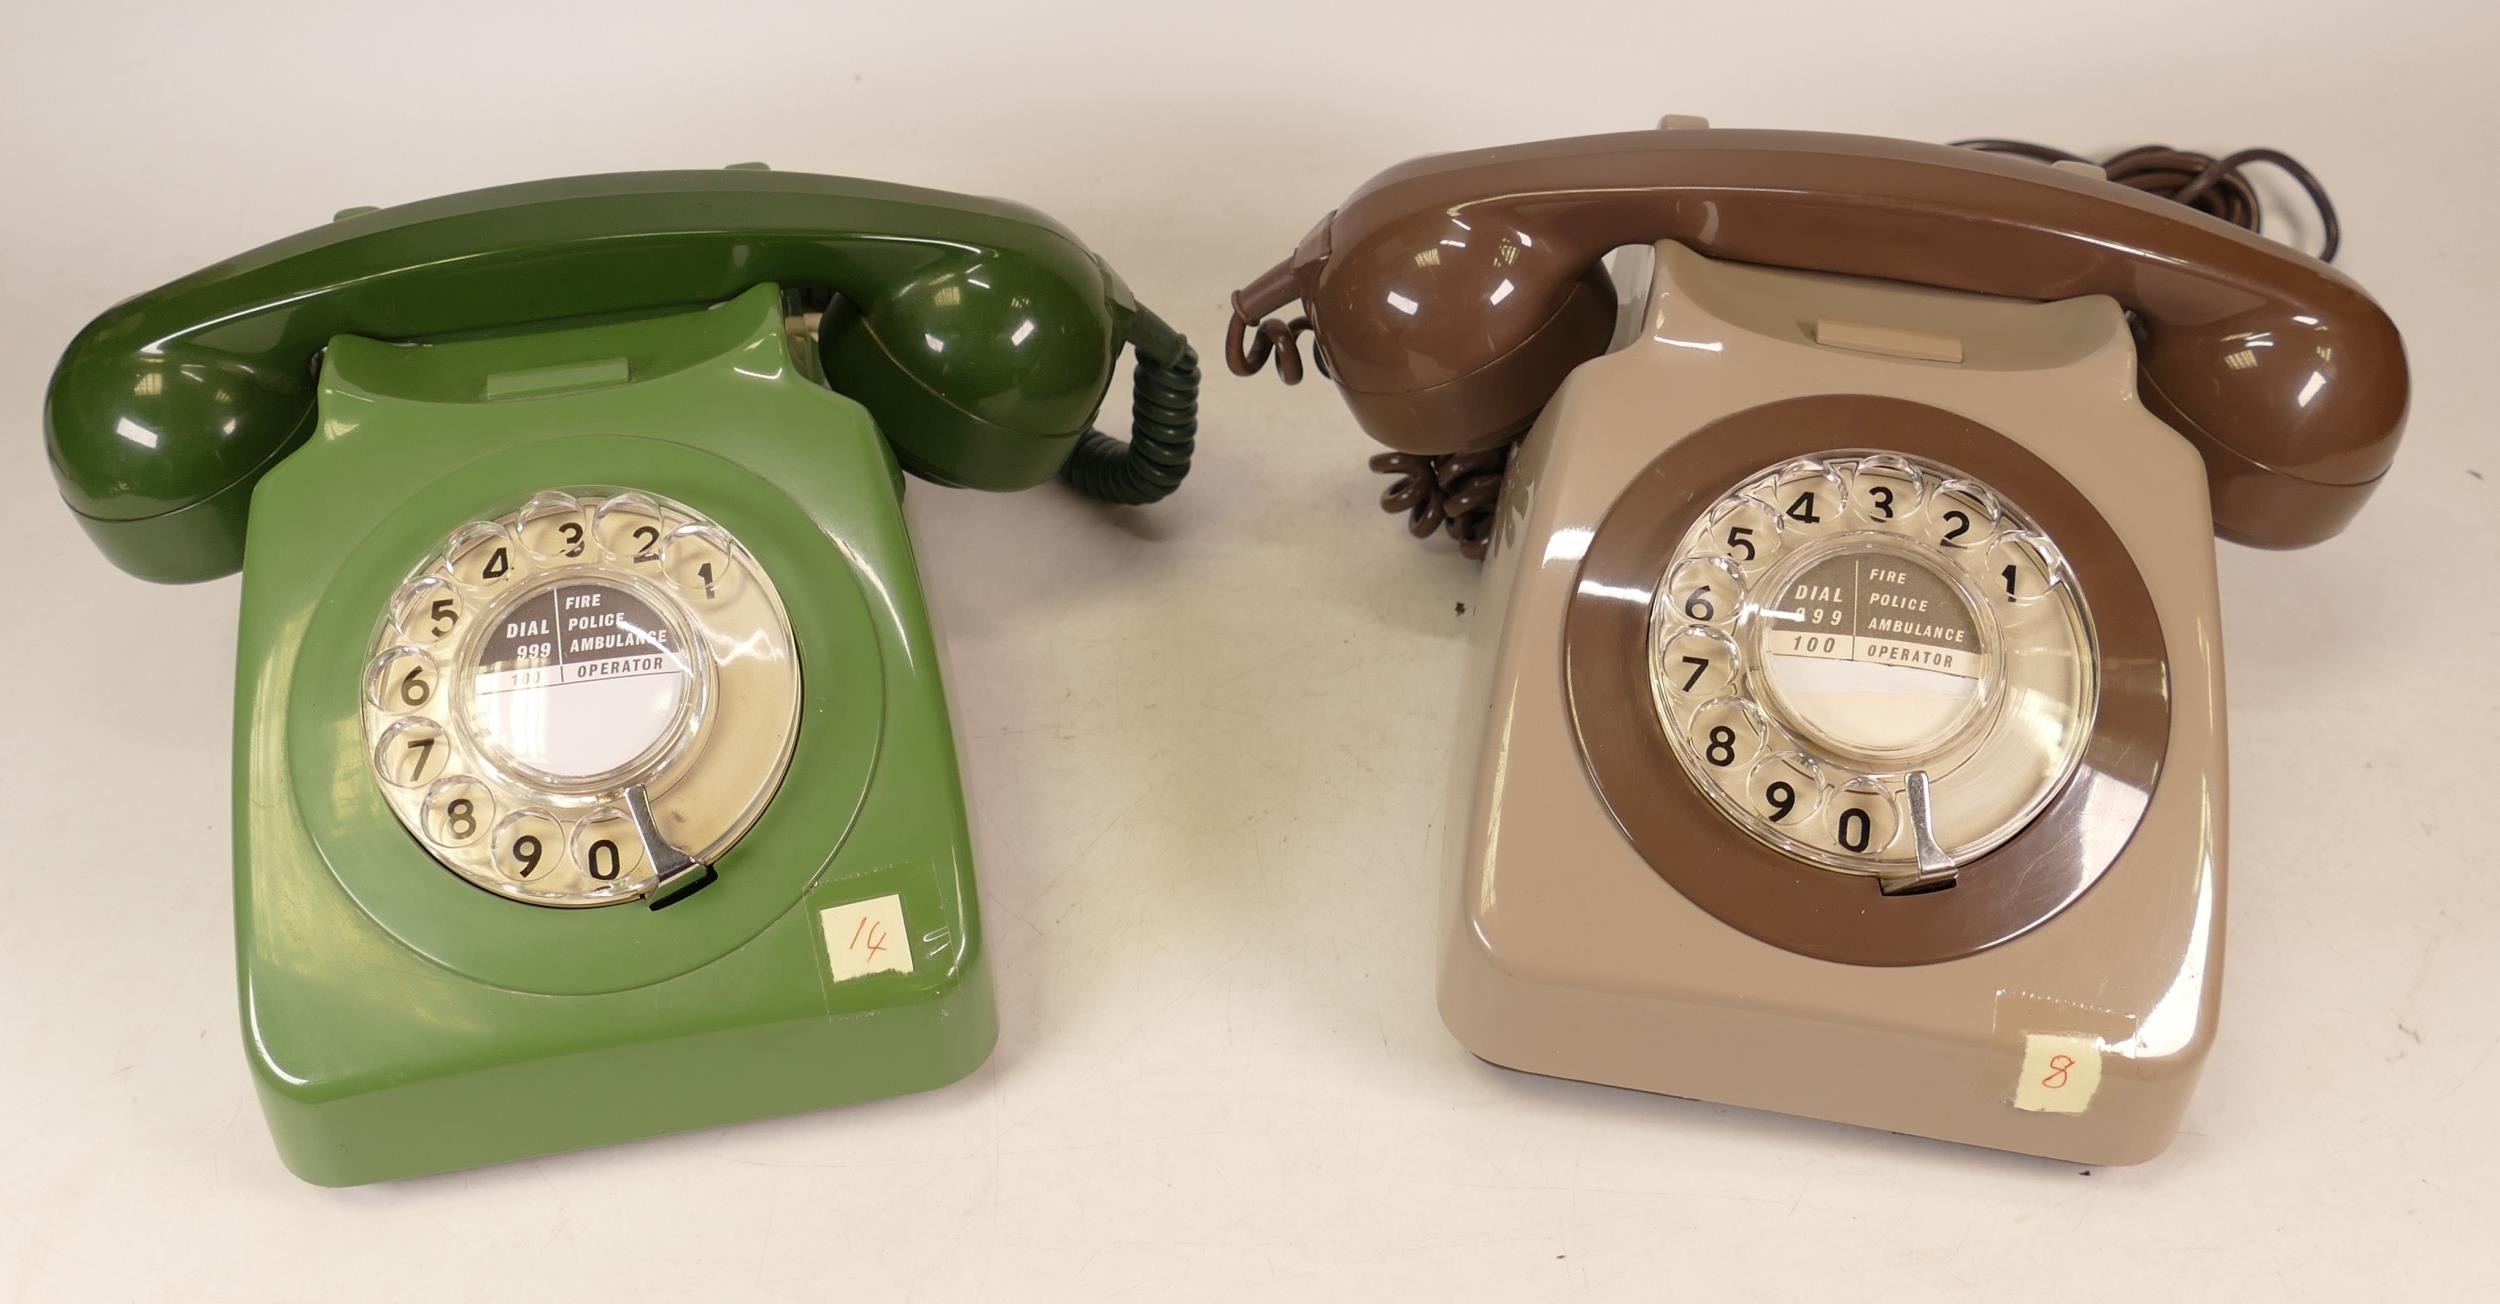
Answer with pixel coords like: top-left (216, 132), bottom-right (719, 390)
top-left (1435, 245), bottom-right (2228, 1165)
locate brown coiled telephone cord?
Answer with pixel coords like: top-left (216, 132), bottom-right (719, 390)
top-left (1226, 139), bottom-right (2342, 561)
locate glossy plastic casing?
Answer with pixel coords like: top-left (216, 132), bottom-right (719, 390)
top-left (47, 168), bottom-right (1137, 583)
top-left (1229, 127), bottom-right (2410, 548)
top-left (1438, 245), bottom-right (2224, 1165)
top-left (239, 287), bottom-right (991, 1184)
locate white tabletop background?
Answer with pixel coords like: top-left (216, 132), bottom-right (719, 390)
top-left (2, 2), bottom-right (2493, 1299)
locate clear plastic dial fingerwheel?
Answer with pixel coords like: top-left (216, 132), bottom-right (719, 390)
top-left (1647, 452), bottom-right (2098, 881)
top-left (360, 489), bottom-right (800, 906)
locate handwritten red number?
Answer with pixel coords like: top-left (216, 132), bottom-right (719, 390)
top-left (2040, 1054), bottom-right (2075, 1090)
top-left (849, 915), bottom-right (888, 964)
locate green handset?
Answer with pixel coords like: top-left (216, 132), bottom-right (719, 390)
top-left (43, 167), bottom-right (1202, 1185)
top-left (52, 166), bottom-right (1199, 580)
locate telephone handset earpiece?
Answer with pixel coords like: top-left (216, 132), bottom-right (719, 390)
top-left (49, 168), bottom-right (1198, 583)
top-left (1228, 127), bottom-right (2408, 549)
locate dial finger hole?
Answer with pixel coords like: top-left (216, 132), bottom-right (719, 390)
top-left (1768, 461), bottom-right (1846, 539)
top-left (1689, 698), bottom-right (1768, 779)
top-left (572, 807), bottom-right (648, 887)
top-left (593, 493), bottom-right (670, 568)
top-left (422, 777), bottom-right (494, 849)
top-left (490, 809), bottom-right (564, 884)
top-left (1664, 556), bottom-right (1744, 627)
top-left (391, 576), bottom-right (464, 646)
top-left (366, 646), bottom-right (439, 715)
top-left (1703, 497), bottom-right (1782, 570)
top-left (445, 521), bottom-right (525, 591)
top-left (1987, 531), bottom-right (2065, 604)
top-left (1922, 479), bottom-right (2000, 552)
top-left (375, 717), bottom-right (448, 789)
top-left (1745, 751), bottom-right (1825, 829)
top-left (1656, 626), bottom-right (1741, 700)
top-left (1845, 454), bottom-right (1924, 527)
top-left (516, 491), bottom-right (591, 564)
top-left (1826, 777), bottom-right (1902, 857)
top-left (662, 523), bottom-right (740, 603)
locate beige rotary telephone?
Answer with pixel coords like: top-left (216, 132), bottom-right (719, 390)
top-left (1226, 122), bottom-right (2408, 1163)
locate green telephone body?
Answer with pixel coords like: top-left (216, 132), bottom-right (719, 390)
top-left (45, 169), bottom-right (1197, 1185)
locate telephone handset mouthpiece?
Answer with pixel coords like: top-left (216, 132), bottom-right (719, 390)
top-left (1227, 127), bottom-right (2409, 548)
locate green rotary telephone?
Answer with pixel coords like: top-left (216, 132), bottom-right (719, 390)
top-left (44, 165), bottom-right (1202, 1185)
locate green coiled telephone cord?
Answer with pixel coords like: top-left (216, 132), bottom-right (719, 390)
top-left (1057, 306), bottom-right (1200, 505)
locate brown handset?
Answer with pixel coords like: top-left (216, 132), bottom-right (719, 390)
top-left (1228, 123), bottom-right (2412, 1166)
top-left (1227, 127), bottom-right (2408, 548)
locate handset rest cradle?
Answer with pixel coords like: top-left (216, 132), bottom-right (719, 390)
top-left (50, 169), bottom-right (1155, 582)
top-left (1229, 128), bottom-right (2410, 547)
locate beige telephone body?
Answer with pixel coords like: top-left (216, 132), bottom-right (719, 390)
top-left (1436, 242), bottom-right (2224, 1164)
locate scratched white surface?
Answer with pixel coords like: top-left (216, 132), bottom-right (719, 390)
top-left (2, 2), bottom-right (2495, 1300)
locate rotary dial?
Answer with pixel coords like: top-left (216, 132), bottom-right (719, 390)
top-left (359, 489), bottom-right (800, 907)
top-left (1647, 452), bottom-right (2098, 889)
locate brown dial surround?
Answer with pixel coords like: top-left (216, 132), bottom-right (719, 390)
top-left (1562, 395), bottom-right (2170, 966)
